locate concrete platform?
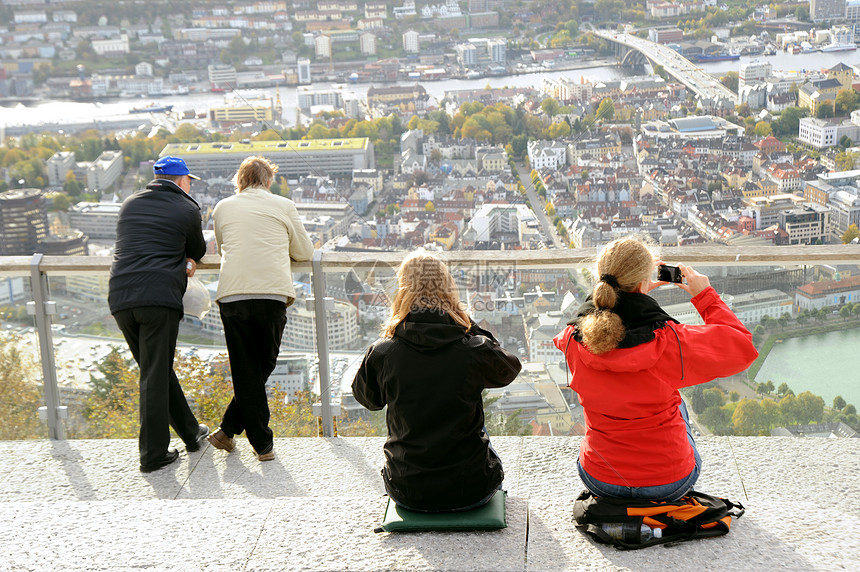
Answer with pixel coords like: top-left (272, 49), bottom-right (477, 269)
top-left (0, 436), bottom-right (858, 571)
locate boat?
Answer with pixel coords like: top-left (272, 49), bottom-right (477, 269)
top-left (129, 103), bottom-right (174, 114)
top-left (821, 42), bottom-right (857, 52)
top-left (690, 53), bottom-right (741, 62)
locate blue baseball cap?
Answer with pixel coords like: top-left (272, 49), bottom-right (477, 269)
top-left (153, 156), bottom-right (200, 180)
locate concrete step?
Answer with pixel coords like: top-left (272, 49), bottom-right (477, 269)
top-left (0, 436), bottom-right (858, 571)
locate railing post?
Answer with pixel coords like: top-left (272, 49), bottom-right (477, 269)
top-left (311, 250), bottom-right (334, 438)
top-left (27, 253), bottom-right (65, 440)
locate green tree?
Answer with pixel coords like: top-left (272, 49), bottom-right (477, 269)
top-left (729, 391), bottom-right (740, 402)
top-left (752, 323), bottom-right (766, 345)
top-left (541, 98), bottom-right (561, 117)
top-left (772, 106), bottom-right (808, 137)
top-left (777, 382), bottom-right (790, 397)
top-left (700, 405), bottom-right (733, 435)
top-left (835, 151), bottom-right (858, 171)
top-left (595, 98), bottom-right (615, 122)
top-left (720, 71), bottom-right (739, 92)
top-left (703, 387), bottom-right (725, 409)
top-left (653, 64), bottom-right (669, 81)
top-left (754, 121), bottom-right (773, 137)
top-left (795, 391), bottom-right (825, 424)
top-left (815, 101), bottom-right (835, 119)
top-left (732, 398), bottom-right (768, 435)
top-left (835, 89), bottom-right (860, 115)
top-left (483, 392), bottom-right (532, 436)
top-left (834, 395), bottom-right (847, 411)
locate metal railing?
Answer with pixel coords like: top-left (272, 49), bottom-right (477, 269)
top-left (6, 244), bottom-right (860, 440)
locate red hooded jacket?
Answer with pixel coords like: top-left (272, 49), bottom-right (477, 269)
top-left (553, 287), bottom-right (758, 487)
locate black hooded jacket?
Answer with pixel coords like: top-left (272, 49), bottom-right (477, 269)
top-left (108, 179), bottom-right (206, 314)
top-left (352, 310), bottom-right (521, 511)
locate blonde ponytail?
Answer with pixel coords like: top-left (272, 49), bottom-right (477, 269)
top-left (579, 236), bottom-right (656, 354)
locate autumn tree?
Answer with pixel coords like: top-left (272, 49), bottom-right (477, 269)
top-left (841, 223), bottom-right (860, 244)
top-left (835, 89), bottom-right (860, 115)
top-left (720, 71), bottom-right (739, 92)
top-left (0, 333), bottom-right (45, 439)
top-left (595, 98), bottom-right (615, 122)
top-left (754, 121), bottom-right (773, 137)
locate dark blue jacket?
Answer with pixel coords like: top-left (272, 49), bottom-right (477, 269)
top-left (108, 179), bottom-right (206, 314)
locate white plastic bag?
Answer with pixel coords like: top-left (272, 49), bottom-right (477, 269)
top-left (183, 276), bottom-right (212, 320)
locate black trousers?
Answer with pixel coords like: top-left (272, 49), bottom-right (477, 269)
top-left (113, 306), bottom-right (200, 466)
top-left (218, 299), bottom-right (287, 455)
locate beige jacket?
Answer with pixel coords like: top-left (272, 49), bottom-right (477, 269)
top-left (213, 187), bottom-right (314, 302)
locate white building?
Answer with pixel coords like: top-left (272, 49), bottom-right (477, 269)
top-left (91, 34), bottom-right (130, 55)
top-left (455, 43), bottom-right (478, 66)
top-left (469, 203), bottom-right (536, 244)
top-left (527, 140), bottom-right (567, 170)
top-left (208, 64), bottom-right (237, 87)
top-left (46, 151), bottom-right (76, 186)
top-left (135, 62), bottom-right (153, 77)
top-left (739, 60), bottom-right (772, 93)
top-left (267, 354), bottom-right (309, 397)
top-left (487, 38), bottom-right (506, 63)
top-left (725, 289), bottom-right (795, 326)
top-left (359, 32), bottom-right (377, 55)
top-left (86, 151), bottom-right (123, 192)
top-left (799, 117), bottom-right (860, 150)
top-left (403, 29), bottom-right (420, 53)
top-left (67, 202), bottom-right (122, 240)
top-left (541, 76), bottom-right (593, 103)
top-left (283, 299), bottom-right (359, 351)
top-left (314, 34), bottom-right (331, 59)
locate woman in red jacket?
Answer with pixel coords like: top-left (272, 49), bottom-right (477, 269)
top-left (554, 237), bottom-right (758, 501)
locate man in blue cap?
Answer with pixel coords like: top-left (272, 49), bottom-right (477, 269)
top-left (109, 156), bottom-right (209, 473)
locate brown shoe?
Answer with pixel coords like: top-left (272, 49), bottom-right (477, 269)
top-left (207, 428), bottom-right (235, 452)
top-left (257, 450), bottom-right (275, 462)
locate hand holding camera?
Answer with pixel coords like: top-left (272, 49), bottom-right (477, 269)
top-left (656, 263), bottom-right (710, 297)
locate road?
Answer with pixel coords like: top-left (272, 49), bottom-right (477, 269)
top-left (593, 30), bottom-right (738, 105)
top-left (513, 161), bottom-right (563, 249)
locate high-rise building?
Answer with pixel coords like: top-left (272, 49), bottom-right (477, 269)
top-left (314, 34), bottom-right (331, 59)
top-left (297, 58), bottom-right (311, 85)
top-left (86, 150), bottom-right (123, 192)
top-left (739, 60), bottom-right (772, 93)
top-left (0, 188), bottom-right (48, 255)
top-left (403, 29), bottom-right (420, 53)
top-left (360, 32), bottom-right (377, 55)
top-left (46, 151), bottom-right (76, 187)
top-left (811, 0), bottom-right (847, 22)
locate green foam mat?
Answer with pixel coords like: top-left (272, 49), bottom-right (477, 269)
top-left (375, 490), bottom-right (507, 533)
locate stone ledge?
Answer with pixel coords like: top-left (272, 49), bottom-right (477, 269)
top-left (0, 436), bottom-right (857, 571)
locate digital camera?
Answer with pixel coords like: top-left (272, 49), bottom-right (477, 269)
top-left (657, 264), bottom-right (683, 283)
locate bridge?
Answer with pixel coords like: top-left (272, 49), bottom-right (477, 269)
top-left (593, 30), bottom-right (738, 106)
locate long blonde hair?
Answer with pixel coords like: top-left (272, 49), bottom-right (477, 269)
top-left (382, 251), bottom-right (471, 338)
top-left (233, 155), bottom-right (277, 192)
top-left (579, 236), bottom-right (656, 354)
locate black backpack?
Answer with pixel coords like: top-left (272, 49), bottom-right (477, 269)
top-left (573, 490), bottom-right (745, 550)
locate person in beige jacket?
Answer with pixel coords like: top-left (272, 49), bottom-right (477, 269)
top-left (207, 155), bottom-right (314, 461)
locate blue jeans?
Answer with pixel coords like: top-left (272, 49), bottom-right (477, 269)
top-left (577, 402), bottom-right (702, 502)
top-left (393, 427), bottom-right (503, 513)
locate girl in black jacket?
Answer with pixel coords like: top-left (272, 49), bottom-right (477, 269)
top-left (352, 251), bottom-right (522, 512)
